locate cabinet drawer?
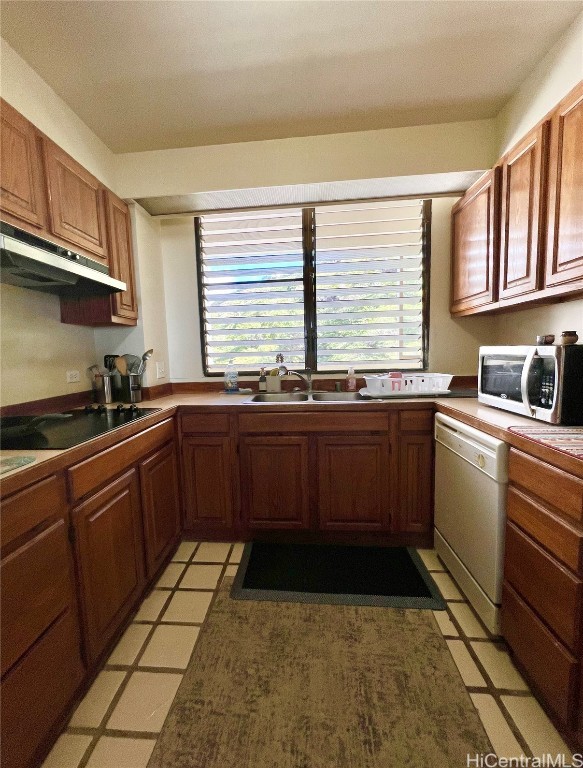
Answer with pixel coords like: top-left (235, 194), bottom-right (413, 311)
top-left (181, 412), bottom-right (230, 435)
top-left (508, 485), bottom-right (583, 574)
top-left (1, 518), bottom-right (72, 676)
top-left (504, 522), bottom-right (582, 652)
top-left (1, 474), bottom-right (67, 552)
top-left (68, 419), bottom-right (174, 500)
top-left (509, 449), bottom-right (583, 522)
top-left (238, 411), bottom-right (388, 434)
top-left (1, 609), bottom-right (84, 768)
top-left (502, 582), bottom-right (578, 726)
top-left (399, 409), bottom-right (433, 433)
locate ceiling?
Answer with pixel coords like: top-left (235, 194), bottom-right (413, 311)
top-left (1, 1), bottom-right (582, 154)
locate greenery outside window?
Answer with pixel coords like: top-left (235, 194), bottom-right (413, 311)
top-left (195, 199), bottom-right (431, 374)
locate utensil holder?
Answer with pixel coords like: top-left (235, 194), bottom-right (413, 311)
top-left (120, 374), bottom-right (142, 403)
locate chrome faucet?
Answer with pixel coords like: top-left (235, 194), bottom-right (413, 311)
top-left (283, 368), bottom-right (312, 393)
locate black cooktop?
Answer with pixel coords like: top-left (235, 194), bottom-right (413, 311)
top-left (0, 405), bottom-right (162, 450)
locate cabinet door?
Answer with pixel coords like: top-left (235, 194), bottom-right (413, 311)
top-left (499, 123), bottom-right (548, 300)
top-left (0, 99), bottom-right (46, 230)
top-left (240, 436), bottom-right (310, 530)
top-left (451, 168), bottom-right (501, 314)
top-left (181, 436), bottom-right (234, 536)
top-left (140, 441), bottom-right (181, 578)
top-left (545, 81), bottom-right (583, 289)
top-left (317, 435), bottom-right (390, 531)
top-left (397, 434), bottom-right (433, 533)
top-left (104, 189), bottom-right (138, 321)
top-left (73, 470), bottom-right (145, 663)
top-left (42, 137), bottom-right (108, 264)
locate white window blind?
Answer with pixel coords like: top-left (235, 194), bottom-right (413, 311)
top-left (314, 199), bottom-right (425, 370)
top-left (197, 208), bottom-right (305, 373)
top-left (196, 199), bottom-right (428, 374)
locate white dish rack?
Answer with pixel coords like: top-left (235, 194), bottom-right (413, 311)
top-left (362, 373), bottom-right (453, 396)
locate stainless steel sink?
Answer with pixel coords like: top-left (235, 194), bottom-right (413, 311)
top-left (248, 393), bottom-right (310, 402)
top-left (311, 392), bottom-right (367, 401)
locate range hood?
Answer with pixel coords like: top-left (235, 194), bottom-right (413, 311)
top-left (0, 223), bottom-right (126, 296)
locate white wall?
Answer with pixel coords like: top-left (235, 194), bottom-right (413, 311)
top-left (160, 219), bottom-right (204, 381)
top-left (0, 284), bottom-right (97, 405)
top-left (496, 10), bottom-right (583, 156)
top-left (116, 119), bottom-right (497, 200)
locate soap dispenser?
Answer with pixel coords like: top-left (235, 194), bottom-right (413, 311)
top-left (346, 366), bottom-right (357, 392)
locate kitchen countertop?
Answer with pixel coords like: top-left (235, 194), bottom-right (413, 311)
top-left (1, 392), bottom-right (581, 487)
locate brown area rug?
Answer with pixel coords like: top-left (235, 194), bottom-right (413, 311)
top-left (148, 578), bottom-right (492, 768)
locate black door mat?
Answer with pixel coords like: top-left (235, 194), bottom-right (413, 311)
top-left (230, 542), bottom-right (446, 610)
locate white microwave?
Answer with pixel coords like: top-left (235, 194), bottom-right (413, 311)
top-left (478, 345), bottom-right (583, 425)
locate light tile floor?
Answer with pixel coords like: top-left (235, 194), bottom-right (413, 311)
top-left (42, 542), bottom-right (574, 767)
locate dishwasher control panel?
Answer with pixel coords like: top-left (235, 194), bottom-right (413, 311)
top-left (434, 413), bottom-right (509, 482)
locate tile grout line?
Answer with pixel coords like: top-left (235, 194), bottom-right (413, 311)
top-left (61, 540), bottom-right (237, 768)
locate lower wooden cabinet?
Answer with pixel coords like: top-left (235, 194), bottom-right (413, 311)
top-left (72, 469), bottom-right (145, 664)
top-left (397, 433), bottom-right (433, 534)
top-left (181, 436), bottom-right (234, 536)
top-left (240, 436), bottom-right (310, 530)
top-left (0, 474), bottom-right (84, 768)
top-left (140, 440), bottom-right (181, 578)
top-left (317, 435), bottom-right (390, 531)
top-left (502, 447), bottom-right (583, 734)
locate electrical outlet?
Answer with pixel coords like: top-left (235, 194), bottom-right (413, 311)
top-left (66, 370), bottom-right (80, 384)
top-left (156, 362), bottom-right (165, 379)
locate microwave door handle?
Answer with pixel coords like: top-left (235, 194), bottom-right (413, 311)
top-left (520, 348), bottom-right (537, 416)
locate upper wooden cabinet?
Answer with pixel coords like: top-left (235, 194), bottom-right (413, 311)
top-left (450, 168), bottom-right (500, 314)
top-left (451, 80), bottom-right (583, 315)
top-left (41, 137), bottom-right (108, 265)
top-left (545, 80), bottom-right (583, 290)
top-left (0, 99), bottom-right (47, 231)
top-left (60, 190), bottom-right (139, 326)
top-left (499, 122), bottom-right (549, 301)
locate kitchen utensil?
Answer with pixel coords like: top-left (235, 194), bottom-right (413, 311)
top-left (122, 354), bottom-right (142, 373)
top-left (89, 364), bottom-right (101, 376)
top-left (104, 354), bottom-right (117, 372)
top-left (115, 356), bottom-right (128, 376)
top-left (137, 348), bottom-right (154, 375)
top-left (95, 373), bottom-right (114, 404)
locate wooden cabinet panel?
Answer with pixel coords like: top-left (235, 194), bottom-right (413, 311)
top-left (1, 474), bottom-right (66, 552)
top-left (397, 434), bottom-right (433, 533)
top-left (140, 441), bottom-right (181, 578)
top-left (504, 522), bottom-right (582, 652)
top-left (0, 99), bottom-right (46, 229)
top-left (509, 448), bottom-right (583, 523)
top-left (104, 190), bottom-right (137, 321)
top-left (181, 412), bottom-right (230, 434)
top-left (181, 437), bottom-right (234, 536)
top-left (502, 582), bottom-right (578, 727)
top-left (1, 611), bottom-right (84, 768)
top-left (238, 411), bottom-right (388, 434)
top-left (41, 137), bottom-right (108, 264)
top-left (317, 435), bottom-right (390, 531)
top-left (1, 519), bottom-right (72, 677)
top-left (546, 81), bottom-right (583, 288)
top-left (73, 470), bottom-right (145, 663)
top-left (451, 168), bottom-right (500, 314)
top-left (68, 419), bottom-right (174, 501)
top-left (508, 485), bottom-right (583, 574)
top-left (240, 436), bottom-right (310, 530)
top-left (499, 123), bottom-right (548, 300)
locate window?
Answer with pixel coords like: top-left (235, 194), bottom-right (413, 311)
top-left (196, 199), bottom-right (430, 374)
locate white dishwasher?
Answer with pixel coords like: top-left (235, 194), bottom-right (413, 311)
top-left (434, 413), bottom-right (509, 635)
